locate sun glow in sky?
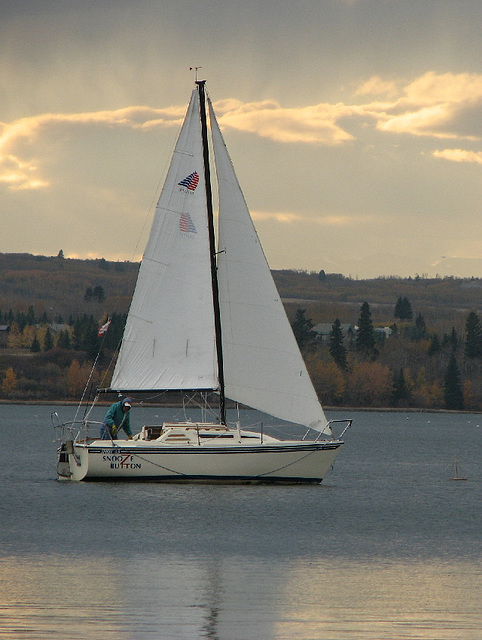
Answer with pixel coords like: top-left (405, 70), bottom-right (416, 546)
top-left (1, 0), bottom-right (481, 277)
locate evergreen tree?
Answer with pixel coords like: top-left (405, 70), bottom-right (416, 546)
top-left (411, 312), bottom-right (428, 341)
top-left (442, 327), bottom-right (458, 351)
top-left (71, 314), bottom-right (98, 353)
top-left (356, 302), bottom-right (376, 355)
top-left (30, 336), bottom-right (41, 352)
top-left (444, 354), bottom-right (464, 410)
top-left (26, 305), bottom-right (36, 325)
top-left (86, 325), bottom-right (102, 360)
top-left (84, 287), bottom-right (94, 302)
top-left (102, 312), bottom-right (127, 350)
top-left (57, 329), bottom-right (71, 350)
top-left (329, 318), bottom-right (347, 370)
top-left (291, 309), bottom-right (317, 352)
top-left (394, 296), bottom-right (412, 320)
top-left (427, 334), bottom-right (441, 356)
top-left (449, 327), bottom-right (458, 351)
top-left (16, 312), bottom-right (27, 332)
top-left (43, 327), bottom-right (54, 351)
top-left (93, 285), bottom-right (105, 302)
top-left (464, 311), bottom-right (482, 359)
top-left (391, 368), bottom-right (410, 405)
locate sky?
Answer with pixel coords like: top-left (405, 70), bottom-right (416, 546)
top-left (1, 0), bottom-right (481, 278)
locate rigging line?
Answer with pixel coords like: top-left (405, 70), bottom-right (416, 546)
top-left (72, 351), bottom-right (104, 425)
top-left (127, 452), bottom-right (189, 475)
top-left (129, 448), bottom-right (319, 478)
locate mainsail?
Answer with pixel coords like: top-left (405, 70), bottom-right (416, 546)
top-left (111, 90), bottom-right (218, 391)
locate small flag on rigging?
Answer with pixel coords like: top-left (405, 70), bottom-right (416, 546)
top-left (98, 318), bottom-right (111, 337)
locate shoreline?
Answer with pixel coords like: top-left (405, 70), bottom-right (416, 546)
top-left (0, 399), bottom-right (480, 414)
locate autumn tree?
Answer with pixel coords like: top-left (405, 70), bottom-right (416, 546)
top-left (67, 359), bottom-right (88, 397)
top-left (345, 361), bottom-right (393, 407)
top-left (308, 359), bottom-right (346, 405)
top-left (2, 367), bottom-right (18, 396)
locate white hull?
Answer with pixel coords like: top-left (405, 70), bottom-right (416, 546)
top-left (58, 424), bottom-right (343, 484)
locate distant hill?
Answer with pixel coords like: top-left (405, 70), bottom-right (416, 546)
top-left (321, 253), bottom-right (482, 280)
top-left (0, 253), bottom-right (480, 327)
top-left (0, 253), bottom-right (139, 321)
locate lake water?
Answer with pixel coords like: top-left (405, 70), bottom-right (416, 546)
top-left (0, 404), bottom-right (480, 639)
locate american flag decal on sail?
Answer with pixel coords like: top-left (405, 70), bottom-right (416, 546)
top-left (178, 171), bottom-right (199, 191)
top-left (179, 212), bottom-right (197, 233)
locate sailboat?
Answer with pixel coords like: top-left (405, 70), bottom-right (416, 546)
top-left (55, 80), bottom-right (351, 483)
top-left (449, 457), bottom-right (467, 481)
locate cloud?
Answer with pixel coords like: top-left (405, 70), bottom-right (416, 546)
top-left (374, 72), bottom-right (482, 139)
top-left (252, 210), bottom-right (375, 227)
top-left (432, 149), bottom-right (482, 165)
top-left (354, 75), bottom-right (399, 98)
top-left (1, 70), bottom-right (481, 191)
top-left (214, 99), bottom-right (354, 145)
top-left (0, 107), bottom-right (185, 190)
top-left (251, 211), bottom-right (302, 224)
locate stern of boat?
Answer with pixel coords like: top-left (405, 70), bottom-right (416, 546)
top-left (53, 413), bottom-right (99, 481)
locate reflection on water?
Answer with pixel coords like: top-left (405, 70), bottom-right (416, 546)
top-left (1, 554), bottom-right (480, 640)
top-left (277, 559), bottom-right (481, 640)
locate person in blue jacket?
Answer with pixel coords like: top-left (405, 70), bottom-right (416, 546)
top-left (101, 398), bottom-right (133, 440)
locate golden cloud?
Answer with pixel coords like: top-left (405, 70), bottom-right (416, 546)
top-left (1, 71), bottom-right (481, 191)
top-left (374, 71), bottom-right (482, 138)
top-left (215, 99), bottom-right (354, 145)
top-left (251, 210), bottom-right (303, 223)
top-left (0, 107), bottom-right (185, 190)
top-left (433, 148), bottom-right (482, 164)
top-left (252, 211), bottom-right (374, 226)
top-left (354, 75), bottom-right (399, 98)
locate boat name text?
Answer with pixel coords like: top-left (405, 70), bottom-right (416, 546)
top-left (103, 454), bottom-right (141, 469)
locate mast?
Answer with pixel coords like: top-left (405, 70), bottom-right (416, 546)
top-left (197, 80), bottom-right (226, 425)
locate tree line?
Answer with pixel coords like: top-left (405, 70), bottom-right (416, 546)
top-left (0, 311), bottom-right (126, 400)
top-left (0, 293), bottom-right (481, 410)
top-left (291, 298), bottom-right (482, 411)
